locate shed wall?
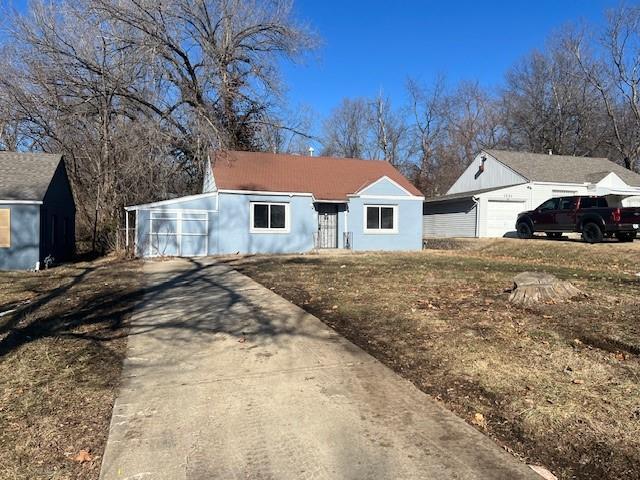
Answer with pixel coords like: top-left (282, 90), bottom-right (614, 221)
top-left (0, 204), bottom-right (40, 270)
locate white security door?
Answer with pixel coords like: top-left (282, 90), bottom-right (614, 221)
top-left (486, 200), bottom-right (526, 237)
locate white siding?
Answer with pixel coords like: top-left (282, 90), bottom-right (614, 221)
top-left (423, 200), bottom-right (477, 238)
top-left (446, 152), bottom-right (527, 194)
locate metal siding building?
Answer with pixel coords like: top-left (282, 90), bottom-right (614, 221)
top-left (423, 200), bottom-right (477, 238)
top-left (423, 150), bottom-right (640, 239)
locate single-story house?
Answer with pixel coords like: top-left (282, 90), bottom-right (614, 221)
top-left (0, 152), bottom-right (76, 270)
top-left (423, 149), bottom-right (640, 238)
top-left (125, 150), bottom-right (425, 257)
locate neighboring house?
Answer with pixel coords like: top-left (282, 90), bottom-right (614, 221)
top-left (125, 150), bottom-right (424, 257)
top-left (423, 149), bottom-right (640, 238)
top-left (0, 152), bottom-right (76, 270)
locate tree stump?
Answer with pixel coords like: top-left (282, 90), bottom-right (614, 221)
top-left (508, 272), bottom-right (583, 306)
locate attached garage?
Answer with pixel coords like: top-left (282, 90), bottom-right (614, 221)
top-left (485, 200), bottom-right (526, 237)
top-left (149, 210), bottom-right (208, 257)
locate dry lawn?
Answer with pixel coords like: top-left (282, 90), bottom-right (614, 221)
top-left (0, 256), bottom-right (142, 480)
top-left (229, 238), bottom-right (640, 480)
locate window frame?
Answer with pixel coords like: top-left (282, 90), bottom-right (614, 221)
top-left (363, 204), bottom-right (398, 234)
top-left (249, 202), bottom-right (290, 234)
top-left (0, 208), bottom-right (10, 248)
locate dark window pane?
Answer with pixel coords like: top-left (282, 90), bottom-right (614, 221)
top-left (597, 197), bottom-right (608, 208)
top-left (253, 204), bottom-right (268, 228)
top-left (581, 197), bottom-right (595, 209)
top-left (380, 207), bottom-right (394, 229)
top-left (366, 207), bottom-right (379, 229)
top-left (270, 205), bottom-right (286, 228)
top-left (539, 198), bottom-right (559, 211)
top-left (559, 198), bottom-right (575, 210)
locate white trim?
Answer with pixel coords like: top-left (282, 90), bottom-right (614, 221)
top-left (354, 175), bottom-right (419, 197)
top-left (530, 181), bottom-right (589, 187)
top-left (219, 189), bottom-right (313, 198)
top-left (125, 192), bottom-right (218, 211)
top-left (249, 201), bottom-right (291, 234)
top-left (0, 200), bottom-right (43, 205)
top-left (363, 204), bottom-right (399, 234)
top-left (349, 194), bottom-right (425, 200)
top-left (485, 197), bottom-right (528, 203)
top-left (314, 199), bottom-right (346, 203)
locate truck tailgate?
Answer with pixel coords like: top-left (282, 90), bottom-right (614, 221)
top-left (620, 207), bottom-right (640, 225)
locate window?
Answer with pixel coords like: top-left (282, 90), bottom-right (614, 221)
top-left (559, 197), bottom-right (576, 210)
top-left (580, 197), bottom-right (608, 209)
top-left (538, 198), bottom-right (559, 211)
top-left (364, 205), bottom-right (397, 233)
top-left (250, 202), bottom-right (289, 233)
top-left (0, 209), bottom-right (9, 248)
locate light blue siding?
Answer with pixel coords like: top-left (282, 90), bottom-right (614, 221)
top-left (132, 189), bottom-right (423, 257)
top-left (357, 177), bottom-right (411, 196)
top-left (0, 204), bottom-right (40, 270)
top-left (348, 197), bottom-right (423, 251)
top-left (217, 193), bottom-right (315, 254)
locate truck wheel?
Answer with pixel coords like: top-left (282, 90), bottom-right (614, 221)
top-left (546, 232), bottom-right (562, 239)
top-left (582, 222), bottom-right (603, 244)
top-left (517, 222), bottom-right (533, 239)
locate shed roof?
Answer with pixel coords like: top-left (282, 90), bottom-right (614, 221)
top-left (0, 152), bottom-right (63, 201)
top-left (211, 150), bottom-right (423, 201)
top-left (485, 149), bottom-right (640, 187)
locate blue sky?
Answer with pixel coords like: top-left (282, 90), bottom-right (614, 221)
top-left (284, 0), bottom-right (622, 119)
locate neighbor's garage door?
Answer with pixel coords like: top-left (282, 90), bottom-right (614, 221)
top-left (486, 200), bottom-right (526, 237)
top-left (149, 211), bottom-right (208, 257)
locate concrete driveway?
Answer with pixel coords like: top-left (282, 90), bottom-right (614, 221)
top-left (99, 258), bottom-right (539, 480)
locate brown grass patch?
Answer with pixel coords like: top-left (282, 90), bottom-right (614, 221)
top-left (0, 256), bottom-right (142, 480)
top-left (229, 239), bottom-right (640, 480)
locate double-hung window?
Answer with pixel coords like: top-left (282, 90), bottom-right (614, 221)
top-left (250, 202), bottom-right (290, 233)
top-left (364, 205), bottom-right (397, 233)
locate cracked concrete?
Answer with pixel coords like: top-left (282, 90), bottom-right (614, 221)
top-left (99, 258), bottom-right (539, 480)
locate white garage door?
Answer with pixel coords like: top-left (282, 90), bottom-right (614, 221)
top-left (486, 200), bottom-right (526, 237)
top-left (149, 210), bottom-right (208, 257)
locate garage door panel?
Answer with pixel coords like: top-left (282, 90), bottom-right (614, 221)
top-left (149, 211), bottom-right (207, 257)
top-left (486, 200), bottom-right (526, 237)
top-left (180, 235), bottom-right (207, 256)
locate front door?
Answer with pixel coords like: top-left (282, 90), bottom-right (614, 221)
top-left (317, 204), bottom-right (338, 248)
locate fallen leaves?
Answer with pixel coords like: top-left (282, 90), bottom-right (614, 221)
top-left (73, 449), bottom-right (93, 463)
top-left (471, 412), bottom-right (487, 429)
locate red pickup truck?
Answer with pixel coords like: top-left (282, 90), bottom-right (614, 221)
top-left (516, 196), bottom-right (640, 243)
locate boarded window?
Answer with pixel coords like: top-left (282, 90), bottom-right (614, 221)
top-left (0, 209), bottom-right (10, 248)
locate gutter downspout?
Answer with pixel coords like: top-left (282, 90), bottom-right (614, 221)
top-left (472, 196), bottom-right (480, 238)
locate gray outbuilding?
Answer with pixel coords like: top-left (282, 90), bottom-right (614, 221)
top-left (0, 152), bottom-right (75, 270)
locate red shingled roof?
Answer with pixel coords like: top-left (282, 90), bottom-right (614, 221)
top-left (211, 151), bottom-right (422, 201)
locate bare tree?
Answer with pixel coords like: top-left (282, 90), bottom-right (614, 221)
top-left (369, 92), bottom-right (409, 166)
top-left (321, 98), bottom-right (370, 158)
top-left (567, 5), bottom-right (640, 171)
top-left (0, 0), bottom-right (317, 250)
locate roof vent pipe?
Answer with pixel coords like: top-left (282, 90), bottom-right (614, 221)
top-left (548, 149), bottom-right (553, 155)
top-left (308, 146), bottom-right (314, 157)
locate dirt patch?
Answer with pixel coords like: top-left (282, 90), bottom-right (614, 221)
top-left (0, 256), bottom-right (142, 480)
top-left (228, 239), bottom-right (640, 480)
